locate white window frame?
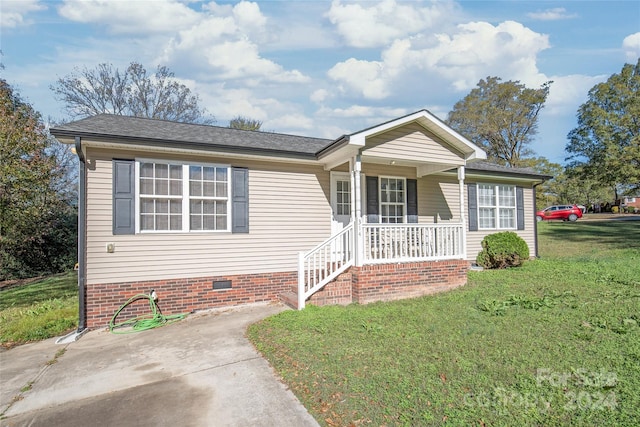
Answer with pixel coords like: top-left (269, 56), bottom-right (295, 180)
top-left (379, 176), bottom-right (406, 224)
top-left (135, 159), bottom-right (231, 233)
top-left (477, 183), bottom-right (516, 230)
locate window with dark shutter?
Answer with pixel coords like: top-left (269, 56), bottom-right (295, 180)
top-left (113, 160), bottom-right (135, 235)
top-left (231, 167), bottom-right (249, 233)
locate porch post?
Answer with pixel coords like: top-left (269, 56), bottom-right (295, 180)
top-left (351, 155), bottom-right (363, 266)
top-left (458, 166), bottom-right (467, 259)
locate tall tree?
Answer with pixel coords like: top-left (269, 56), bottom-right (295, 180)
top-left (566, 59), bottom-right (640, 196)
top-left (51, 62), bottom-right (215, 124)
top-left (446, 77), bottom-right (552, 167)
top-left (1, 79), bottom-right (77, 279)
top-left (229, 115), bottom-right (262, 131)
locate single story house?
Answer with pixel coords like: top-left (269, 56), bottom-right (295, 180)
top-left (51, 110), bottom-right (549, 329)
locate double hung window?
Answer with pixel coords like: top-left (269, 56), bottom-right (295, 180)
top-left (477, 184), bottom-right (516, 229)
top-left (380, 177), bottom-right (405, 223)
top-left (138, 161), bottom-right (230, 232)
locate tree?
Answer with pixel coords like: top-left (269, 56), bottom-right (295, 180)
top-left (51, 62), bottom-right (215, 124)
top-left (446, 77), bottom-right (552, 167)
top-left (0, 79), bottom-right (77, 279)
top-left (229, 116), bottom-right (262, 131)
top-left (566, 59), bottom-right (640, 196)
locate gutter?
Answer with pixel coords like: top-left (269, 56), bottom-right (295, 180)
top-left (56, 136), bottom-right (88, 344)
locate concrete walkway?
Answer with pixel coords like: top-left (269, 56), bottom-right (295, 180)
top-left (0, 303), bottom-right (319, 427)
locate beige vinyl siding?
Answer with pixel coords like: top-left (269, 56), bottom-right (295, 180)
top-left (417, 175), bottom-right (461, 223)
top-left (465, 180), bottom-right (536, 261)
top-left (86, 148), bottom-right (331, 285)
top-left (363, 123), bottom-right (464, 165)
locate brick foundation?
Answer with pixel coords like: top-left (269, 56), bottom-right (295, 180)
top-left (87, 271), bottom-right (296, 329)
top-left (351, 260), bottom-right (469, 304)
top-left (86, 260), bottom-right (469, 328)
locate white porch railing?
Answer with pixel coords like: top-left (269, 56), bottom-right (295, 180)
top-left (297, 222), bottom-right (354, 310)
top-left (297, 222), bottom-right (465, 309)
top-left (362, 223), bottom-right (465, 263)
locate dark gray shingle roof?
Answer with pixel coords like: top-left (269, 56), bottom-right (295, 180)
top-left (50, 114), bottom-right (334, 158)
top-left (465, 161), bottom-right (552, 179)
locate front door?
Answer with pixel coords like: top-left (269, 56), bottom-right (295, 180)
top-left (330, 172), bottom-right (351, 234)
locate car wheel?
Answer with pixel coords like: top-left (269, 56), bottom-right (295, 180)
top-left (568, 214), bottom-right (578, 222)
top-left (536, 215), bottom-right (543, 222)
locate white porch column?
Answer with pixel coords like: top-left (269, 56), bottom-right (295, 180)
top-left (351, 155), bottom-right (363, 266)
top-left (458, 166), bottom-right (467, 259)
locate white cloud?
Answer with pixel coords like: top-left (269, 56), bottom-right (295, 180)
top-left (622, 33), bottom-right (640, 62)
top-left (544, 74), bottom-right (605, 115)
top-left (1, 0), bottom-right (46, 28)
top-left (310, 89), bottom-right (329, 104)
top-left (266, 113), bottom-right (314, 131)
top-left (58, 0), bottom-right (199, 34)
top-left (326, 0), bottom-right (453, 48)
top-left (327, 20), bottom-right (550, 99)
top-left (527, 7), bottom-right (577, 21)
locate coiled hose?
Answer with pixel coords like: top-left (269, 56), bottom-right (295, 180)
top-left (109, 293), bottom-right (187, 334)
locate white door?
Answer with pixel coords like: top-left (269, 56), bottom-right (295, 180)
top-left (330, 172), bottom-right (351, 234)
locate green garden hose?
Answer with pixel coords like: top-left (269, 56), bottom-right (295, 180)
top-left (109, 293), bottom-right (188, 334)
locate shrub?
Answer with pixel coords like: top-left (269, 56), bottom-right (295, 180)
top-left (612, 205), bottom-right (619, 214)
top-left (476, 232), bottom-right (530, 269)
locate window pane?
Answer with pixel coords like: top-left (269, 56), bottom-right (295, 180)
top-left (155, 179), bottom-right (168, 195)
top-left (156, 215), bottom-right (168, 230)
top-left (216, 168), bottom-right (227, 181)
top-left (499, 186), bottom-right (515, 207)
top-left (141, 215), bottom-right (154, 230)
top-left (140, 163), bottom-right (154, 177)
top-left (203, 216), bottom-right (214, 230)
top-left (170, 200), bottom-right (182, 214)
top-left (479, 208), bottom-right (495, 229)
top-left (155, 164), bottom-right (168, 178)
top-left (216, 182), bottom-right (227, 197)
top-left (203, 182), bottom-right (215, 197)
top-left (190, 182), bottom-right (202, 197)
top-left (169, 179), bottom-right (182, 196)
top-left (190, 215), bottom-right (201, 231)
top-left (140, 179), bottom-right (153, 195)
top-left (500, 208), bottom-right (515, 228)
top-left (216, 216), bottom-right (227, 229)
top-left (204, 167), bottom-right (215, 181)
top-left (170, 215), bottom-right (182, 230)
top-left (189, 165), bottom-right (202, 180)
top-left (203, 200), bottom-right (215, 214)
top-left (216, 202), bottom-right (227, 214)
top-left (190, 200), bottom-right (201, 213)
top-left (170, 165), bottom-right (182, 179)
top-left (141, 199), bottom-right (154, 213)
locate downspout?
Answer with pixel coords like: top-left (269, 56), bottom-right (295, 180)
top-left (533, 183), bottom-right (541, 258)
top-left (56, 136), bottom-right (88, 343)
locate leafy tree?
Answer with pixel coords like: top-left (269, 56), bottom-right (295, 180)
top-left (0, 79), bottom-right (77, 279)
top-left (51, 62), bottom-right (215, 124)
top-left (566, 59), bottom-right (640, 196)
top-left (446, 77), bottom-right (552, 167)
top-left (229, 116), bottom-right (262, 131)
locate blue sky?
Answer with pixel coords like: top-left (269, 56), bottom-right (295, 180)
top-left (2, 0), bottom-right (639, 164)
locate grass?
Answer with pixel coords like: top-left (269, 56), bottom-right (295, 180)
top-left (0, 271), bottom-right (78, 348)
top-left (248, 221), bottom-right (640, 426)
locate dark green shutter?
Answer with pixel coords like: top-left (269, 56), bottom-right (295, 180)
top-left (407, 179), bottom-right (418, 223)
top-left (468, 183), bottom-right (478, 232)
top-left (516, 186), bottom-right (525, 230)
top-left (113, 160), bottom-right (135, 235)
top-left (232, 167), bottom-right (249, 233)
top-left (366, 176), bottom-right (379, 223)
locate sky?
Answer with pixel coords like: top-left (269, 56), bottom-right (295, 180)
top-left (2, 0), bottom-right (639, 165)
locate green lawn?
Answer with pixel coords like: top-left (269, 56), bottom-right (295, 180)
top-left (0, 271), bottom-right (78, 347)
top-left (248, 221), bottom-right (640, 426)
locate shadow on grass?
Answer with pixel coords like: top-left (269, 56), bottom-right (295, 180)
top-left (540, 220), bottom-right (640, 248)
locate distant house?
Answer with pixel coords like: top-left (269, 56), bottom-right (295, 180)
top-left (620, 196), bottom-right (640, 210)
top-left (51, 110), bottom-right (549, 329)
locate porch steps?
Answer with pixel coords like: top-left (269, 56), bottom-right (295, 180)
top-left (279, 290), bottom-right (298, 310)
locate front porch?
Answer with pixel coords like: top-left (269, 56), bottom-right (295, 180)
top-left (289, 221), bottom-right (468, 309)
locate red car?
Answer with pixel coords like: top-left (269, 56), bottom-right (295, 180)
top-left (536, 205), bottom-right (583, 222)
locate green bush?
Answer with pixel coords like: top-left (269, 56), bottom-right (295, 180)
top-left (476, 231), bottom-right (530, 269)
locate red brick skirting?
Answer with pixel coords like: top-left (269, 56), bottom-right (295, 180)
top-left (87, 260), bottom-right (469, 328)
top-left (87, 271), bottom-right (296, 329)
top-left (351, 260), bottom-right (469, 304)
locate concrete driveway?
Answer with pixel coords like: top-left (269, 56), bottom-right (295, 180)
top-left (0, 303), bottom-right (319, 427)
